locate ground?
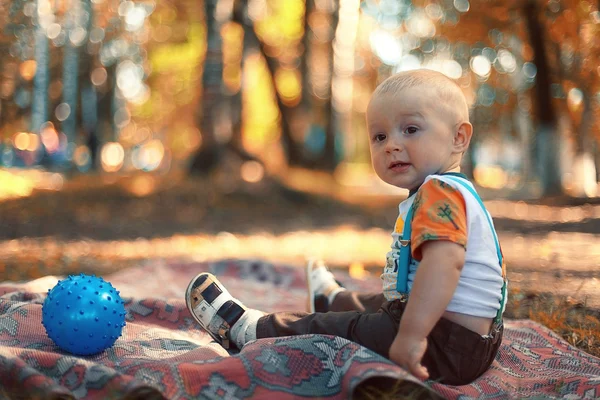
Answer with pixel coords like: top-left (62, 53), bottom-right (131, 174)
top-left (0, 168), bottom-right (599, 357)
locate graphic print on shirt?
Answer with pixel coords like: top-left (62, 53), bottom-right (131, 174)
top-left (393, 217), bottom-right (404, 234)
top-left (411, 179), bottom-right (467, 261)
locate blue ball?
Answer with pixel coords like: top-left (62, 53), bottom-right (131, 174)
top-left (42, 274), bottom-right (126, 356)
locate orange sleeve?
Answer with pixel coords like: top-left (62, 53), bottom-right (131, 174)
top-left (410, 179), bottom-right (468, 261)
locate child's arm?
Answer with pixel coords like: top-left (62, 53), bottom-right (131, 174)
top-left (388, 239), bottom-right (465, 379)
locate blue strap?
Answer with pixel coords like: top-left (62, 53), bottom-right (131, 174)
top-left (444, 176), bottom-right (503, 266)
top-left (396, 205), bottom-right (414, 293)
top-left (445, 176), bottom-right (507, 324)
top-left (396, 176), bottom-right (507, 324)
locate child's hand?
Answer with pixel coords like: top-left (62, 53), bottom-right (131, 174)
top-left (389, 334), bottom-right (429, 380)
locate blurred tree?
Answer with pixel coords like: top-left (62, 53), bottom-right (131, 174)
top-left (228, 0), bottom-right (263, 164)
top-left (235, 0), bottom-right (348, 172)
top-left (545, 0), bottom-right (600, 196)
top-left (189, 0), bottom-right (343, 174)
top-left (62, 0), bottom-right (93, 162)
top-left (189, 0), bottom-right (222, 175)
top-left (439, 0), bottom-right (600, 197)
top-left (1, 0), bottom-right (598, 200)
top-left (245, 0), bottom-right (347, 171)
top-left (189, 0), bottom-right (262, 175)
top-left (522, 0), bottom-right (563, 197)
top-left (240, 0), bottom-right (305, 167)
top-left (384, 0), bottom-right (592, 196)
top-left (317, 0), bottom-right (340, 171)
top-left (2, 0), bottom-right (30, 149)
top-left (229, 0), bottom-right (251, 156)
top-left (31, 1), bottom-right (50, 147)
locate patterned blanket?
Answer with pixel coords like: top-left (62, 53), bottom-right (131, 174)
top-left (1, 259), bottom-right (599, 399)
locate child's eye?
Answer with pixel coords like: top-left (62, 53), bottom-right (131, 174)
top-left (373, 133), bottom-right (386, 142)
top-left (404, 126), bottom-right (419, 135)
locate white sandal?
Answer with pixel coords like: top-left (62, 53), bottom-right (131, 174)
top-left (185, 272), bottom-right (246, 349)
top-left (306, 259), bottom-right (344, 313)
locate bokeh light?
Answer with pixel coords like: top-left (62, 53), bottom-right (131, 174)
top-left (275, 69), bottom-right (301, 106)
top-left (470, 55), bottom-right (492, 78)
top-left (131, 139), bottom-right (164, 172)
top-left (240, 160), bottom-right (265, 183)
top-left (91, 67), bottom-right (108, 86)
top-left (40, 123), bottom-right (60, 153)
top-left (101, 142), bottom-right (125, 172)
top-left (497, 49), bottom-right (517, 73)
top-left (73, 145), bottom-right (92, 171)
top-left (69, 27), bottom-right (87, 47)
top-left (19, 60), bottom-right (37, 81)
top-left (26, 133), bottom-right (40, 152)
top-left (453, 0), bottom-right (470, 13)
top-left (55, 103), bottom-right (71, 121)
top-left (407, 12), bottom-right (436, 38)
top-left (370, 30), bottom-right (403, 65)
top-left (13, 132), bottom-right (30, 151)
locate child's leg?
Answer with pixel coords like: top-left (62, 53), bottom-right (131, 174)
top-left (306, 260), bottom-right (385, 313)
top-left (256, 308), bottom-right (397, 357)
top-left (185, 272), bottom-right (397, 357)
top-left (306, 259), bottom-right (346, 312)
top-left (329, 291), bottom-right (386, 313)
top-left (185, 273), bottom-right (501, 384)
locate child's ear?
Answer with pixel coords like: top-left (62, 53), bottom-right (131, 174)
top-left (453, 122), bottom-right (472, 153)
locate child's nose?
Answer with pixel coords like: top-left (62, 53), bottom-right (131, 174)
top-left (385, 134), bottom-right (403, 152)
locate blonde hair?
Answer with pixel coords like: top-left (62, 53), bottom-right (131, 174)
top-left (373, 69), bottom-right (470, 124)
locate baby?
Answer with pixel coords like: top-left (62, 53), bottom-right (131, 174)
top-left (185, 69), bottom-right (507, 385)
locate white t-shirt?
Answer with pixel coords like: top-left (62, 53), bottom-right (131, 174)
top-left (381, 174), bottom-right (505, 318)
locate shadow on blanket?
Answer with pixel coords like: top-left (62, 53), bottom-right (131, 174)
top-left (1, 259), bottom-right (599, 400)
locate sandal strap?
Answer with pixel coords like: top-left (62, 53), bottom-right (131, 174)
top-left (186, 273), bottom-right (247, 349)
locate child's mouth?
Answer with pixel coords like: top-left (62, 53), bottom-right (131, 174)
top-left (389, 162), bottom-right (411, 171)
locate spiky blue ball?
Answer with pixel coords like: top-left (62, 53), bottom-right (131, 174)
top-left (42, 274), bottom-right (126, 356)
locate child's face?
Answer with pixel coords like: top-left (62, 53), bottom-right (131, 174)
top-left (366, 85), bottom-right (463, 191)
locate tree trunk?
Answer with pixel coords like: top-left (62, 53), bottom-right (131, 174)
top-left (31, 2), bottom-right (50, 164)
top-left (228, 0), bottom-right (261, 164)
top-left (512, 101), bottom-right (534, 183)
top-left (94, 64), bottom-right (115, 163)
top-left (81, 83), bottom-right (99, 169)
top-left (110, 70), bottom-right (123, 142)
top-left (243, 9), bottom-right (304, 166)
top-left (80, 0), bottom-right (98, 171)
top-left (318, 1), bottom-right (339, 171)
top-left (62, 37), bottom-right (79, 147)
top-left (595, 141), bottom-right (600, 183)
top-left (522, 0), bottom-right (563, 197)
top-left (63, 0), bottom-right (93, 148)
top-left (571, 95), bottom-right (597, 196)
top-left (300, 0), bottom-right (313, 111)
top-left (230, 0), bottom-right (246, 149)
top-left (31, 20), bottom-right (49, 133)
top-left (189, 0), bottom-right (224, 174)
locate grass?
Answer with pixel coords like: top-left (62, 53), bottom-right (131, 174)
top-left (505, 288), bottom-right (600, 357)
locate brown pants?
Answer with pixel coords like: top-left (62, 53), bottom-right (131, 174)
top-left (256, 291), bottom-right (503, 385)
